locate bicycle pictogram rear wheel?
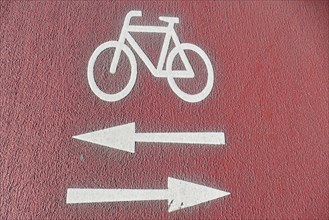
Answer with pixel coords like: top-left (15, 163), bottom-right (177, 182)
top-left (87, 41), bottom-right (137, 102)
top-left (167, 43), bottom-right (214, 103)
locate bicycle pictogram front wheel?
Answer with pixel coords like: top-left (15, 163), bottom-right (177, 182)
top-left (167, 43), bottom-right (214, 103)
top-left (87, 41), bottom-right (137, 102)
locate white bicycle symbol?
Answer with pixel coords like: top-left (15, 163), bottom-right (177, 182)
top-left (88, 10), bottom-right (214, 103)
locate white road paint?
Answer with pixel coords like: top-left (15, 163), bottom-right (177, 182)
top-left (66, 177), bottom-right (230, 212)
top-left (73, 123), bottom-right (225, 153)
top-left (88, 10), bottom-right (214, 103)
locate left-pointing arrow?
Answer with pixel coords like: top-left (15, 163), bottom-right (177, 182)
top-left (73, 122), bottom-right (225, 153)
top-left (66, 177), bottom-right (230, 212)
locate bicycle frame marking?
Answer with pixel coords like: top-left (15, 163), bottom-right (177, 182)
top-left (110, 14), bottom-right (194, 78)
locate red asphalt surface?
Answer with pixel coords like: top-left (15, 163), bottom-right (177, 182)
top-left (1, 1), bottom-right (328, 219)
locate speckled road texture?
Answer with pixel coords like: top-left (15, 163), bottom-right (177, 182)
top-left (1, 1), bottom-right (328, 219)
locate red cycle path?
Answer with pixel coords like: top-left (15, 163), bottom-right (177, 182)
top-left (1, 1), bottom-right (328, 219)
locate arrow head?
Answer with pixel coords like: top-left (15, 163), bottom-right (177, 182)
top-left (167, 177), bottom-right (230, 212)
top-left (73, 123), bottom-right (136, 153)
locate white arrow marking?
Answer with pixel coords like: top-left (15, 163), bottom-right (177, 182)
top-left (73, 123), bottom-right (225, 153)
top-left (66, 177), bottom-right (230, 212)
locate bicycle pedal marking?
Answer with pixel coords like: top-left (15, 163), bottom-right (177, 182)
top-left (87, 10), bottom-right (214, 103)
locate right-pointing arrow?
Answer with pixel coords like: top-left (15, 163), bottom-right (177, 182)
top-left (73, 123), bottom-right (226, 153)
top-left (66, 177), bottom-right (230, 212)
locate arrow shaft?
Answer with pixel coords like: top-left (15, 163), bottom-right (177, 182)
top-left (66, 188), bottom-right (168, 204)
top-left (135, 132), bottom-right (225, 145)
